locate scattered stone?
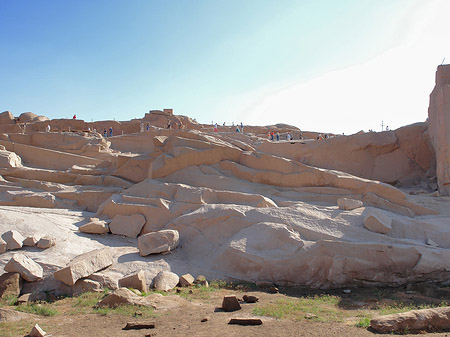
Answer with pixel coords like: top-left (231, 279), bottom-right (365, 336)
top-left (179, 273), bottom-right (195, 287)
top-left (2, 230), bottom-right (24, 250)
top-left (0, 272), bottom-right (22, 298)
top-left (189, 289), bottom-right (193, 294)
top-left (337, 198), bottom-right (363, 210)
top-left (195, 275), bottom-right (209, 287)
top-left (427, 238), bottom-right (439, 247)
top-left (343, 289), bottom-right (351, 294)
top-left (243, 294), bottom-right (259, 303)
top-left (73, 279), bottom-right (103, 295)
top-left (97, 287), bottom-right (146, 307)
top-left (228, 317), bottom-right (263, 325)
top-left (222, 295), bottom-right (241, 312)
top-left (29, 323), bottom-right (46, 337)
top-left (54, 248), bottom-right (113, 286)
top-left (109, 214), bottom-right (146, 238)
top-left (4, 253), bottom-right (43, 281)
top-left (363, 208), bottom-right (392, 234)
top-left (79, 218), bottom-right (110, 234)
top-left (370, 306), bottom-right (450, 333)
top-left (119, 270), bottom-right (148, 293)
top-left (23, 236), bottom-right (38, 247)
top-left (36, 236), bottom-right (56, 249)
top-left (201, 316), bottom-right (209, 322)
top-left (305, 313), bottom-right (318, 319)
top-left (123, 321), bottom-right (156, 330)
top-left (268, 286), bottom-right (279, 294)
top-left (0, 237), bottom-right (6, 253)
top-left (17, 293), bottom-right (31, 304)
top-left (153, 271), bottom-right (179, 291)
top-left (138, 229), bottom-right (179, 256)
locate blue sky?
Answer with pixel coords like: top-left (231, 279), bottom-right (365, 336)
top-left (1, 0), bottom-right (447, 134)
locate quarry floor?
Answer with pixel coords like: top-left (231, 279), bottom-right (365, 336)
top-left (3, 284), bottom-right (450, 337)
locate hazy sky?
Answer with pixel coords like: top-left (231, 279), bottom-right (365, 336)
top-left (1, 0), bottom-right (448, 134)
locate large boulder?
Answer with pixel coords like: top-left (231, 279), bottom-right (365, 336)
top-left (371, 306), bottom-right (450, 333)
top-left (0, 273), bottom-right (22, 298)
top-left (363, 208), bottom-right (392, 234)
top-left (138, 229), bottom-right (179, 256)
top-left (2, 230), bottom-right (24, 250)
top-left (4, 254), bottom-right (43, 282)
top-left (153, 271), bottom-right (179, 291)
top-left (109, 214), bottom-right (146, 238)
top-left (54, 248), bottom-right (113, 286)
top-left (118, 270), bottom-right (148, 293)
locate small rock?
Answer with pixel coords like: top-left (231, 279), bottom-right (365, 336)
top-left (222, 295), bottom-right (241, 312)
top-left (195, 275), bottom-right (207, 283)
top-left (153, 271), bottom-right (179, 291)
top-left (17, 293), bottom-right (31, 304)
top-left (427, 238), bottom-right (439, 247)
top-left (189, 289), bottom-right (193, 294)
top-left (343, 289), bottom-right (351, 294)
top-left (29, 323), bottom-right (46, 337)
top-left (123, 321), bottom-right (156, 330)
top-left (337, 198), bottom-right (363, 210)
top-left (23, 236), bottom-right (38, 247)
top-left (201, 316), bottom-right (209, 322)
top-left (243, 294), bottom-right (259, 303)
top-left (119, 270), bottom-right (148, 293)
top-left (79, 219), bottom-right (110, 234)
top-left (268, 286), bottom-right (279, 294)
top-left (305, 313), bottom-right (318, 319)
top-left (0, 237), bottom-right (6, 253)
top-left (73, 279), bottom-right (103, 295)
top-left (138, 229), bottom-right (179, 256)
top-left (2, 230), bottom-right (24, 250)
top-left (363, 208), bottom-right (392, 234)
top-left (36, 237), bottom-right (56, 249)
top-left (179, 273), bottom-right (194, 287)
top-left (228, 317), bottom-right (263, 325)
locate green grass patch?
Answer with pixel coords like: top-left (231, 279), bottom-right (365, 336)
top-left (0, 321), bottom-right (38, 337)
top-left (355, 316), bottom-right (371, 328)
top-left (94, 304), bottom-right (156, 318)
top-left (16, 303), bottom-right (58, 316)
top-left (377, 302), bottom-right (445, 315)
top-left (72, 291), bottom-right (105, 308)
top-left (253, 295), bottom-right (343, 322)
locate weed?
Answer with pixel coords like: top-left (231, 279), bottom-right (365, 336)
top-left (16, 303), bottom-right (58, 316)
top-left (73, 291), bottom-right (105, 308)
top-left (355, 317), bottom-right (371, 328)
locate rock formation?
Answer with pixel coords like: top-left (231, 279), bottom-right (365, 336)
top-left (0, 83), bottom-right (449, 297)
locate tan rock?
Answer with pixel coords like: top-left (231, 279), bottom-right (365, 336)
top-left (0, 308), bottom-right (34, 322)
top-left (153, 271), bottom-right (179, 291)
top-left (0, 272), bottom-right (22, 298)
top-left (29, 323), bottom-right (46, 337)
top-left (370, 306), bottom-right (450, 333)
top-left (109, 214), bottom-right (146, 238)
top-left (0, 237), bottom-right (6, 253)
top-left (4, 253), bottom-right (43, 281)
top-left (73, 279), bottom-right (103, 295)
top-left (179, 273), bottom-right (194, 287)
top-left (337, 198), bottom-right (363, 210)
top-left (17, 293), bottom-right (31, 304)
top-left (0, 150), bottom-right (22, 168)
top-left (79, 219), bottom-right (109, 234)
top-left (88, 271), bottom-right (120, 290)
top-left (2, 230), bottom-right (24, 250)
top-left (363, 208), bottom-right (392, 234)
top-left (222, 295), bottom-right (241, 312)
top-left (36, 236), bottom-right (56, 249)
top-left (118, 270), bottom-right (148, 293)
top-left (97, 287), bottom-right (146, 307)
top-left (138, 229), bottom-right (179, 256)
top-left (54, 248), bottom-right (113, 286)
top-left (22, 236), bottom-right (38, 247)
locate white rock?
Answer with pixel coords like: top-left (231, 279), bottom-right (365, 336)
top-left (153, 271), bottom-right (179, 291)
top-left (363, 208), bottom-right (392, 234)
top-left (37, 237), bottom-right (56, 249)
top-left (109, 214), bottom-right (146, 238)
top-left (427, 238), bottom-right (439, 247)
top-left (2, 230), bottom-right (24, 250)
top-left (337, 198), bottom-right (363, 210)
top-left (138, 229), bottom-right (179, 256)
top-left (23, 236), bottom-right (38, 247)
top-left (79, 219), bottom-right (109, 234)
top-left (4, 253), bottom-right (43, 282)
